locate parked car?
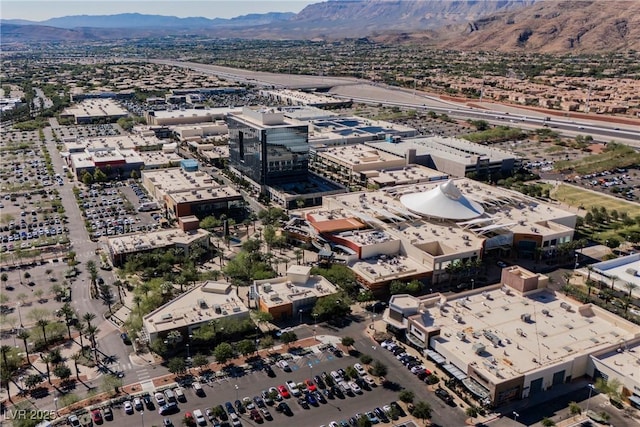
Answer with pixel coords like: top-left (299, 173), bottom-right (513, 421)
top-left (435, 388), bottom-right (455, 405)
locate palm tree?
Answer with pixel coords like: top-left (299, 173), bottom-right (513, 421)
top-left (624, 281), bottom-right (638, 298)
top-left (70, 352), bottom-right (82, 380)
top-left (133, 295), bottom-right (142, 312)
top-left (59, 303), bottom-right (75, 340)
top-left (82, 312), bottom-right (96, 329)
top-left (73, 323), bottom-right (85, 349)
top-left (586, 265), bottom-right (594, 282)
top-left (17, 330), bottom-right (30, 363)
top-left (610, 275), bottom-right (619, 290)
top-left (0, 345), bottom-right (12, 370)
top-left (36, 319), bottom-right (49, 346)
top-left (40, 353), bottom-right (52, 384)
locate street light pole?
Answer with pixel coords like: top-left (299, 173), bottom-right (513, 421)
top-left (513, 411), bottom-right (519, 423)
top-left (585, 383), bottom-right (595, 414)
top-left (53, 397), bottom-right (58, 416)
top-left (299, 309), bottom-right (303, 324)
top-left (471, 279), bottom-right (475, 290)
top-left (17, 303), bottom-right (23, 328)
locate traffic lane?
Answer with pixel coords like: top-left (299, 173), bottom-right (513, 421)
top-left (350, 334), bottom-right (467, 427)
top-left (107, 350), bottom-right (399, 427)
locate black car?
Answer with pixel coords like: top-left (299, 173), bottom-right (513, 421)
top-left (120, 332), bottom-right (131, 344)
top-left (331, 385), bottom-right (344, 399)
top-left (143, 395), bottom-right (154, 409)
top-left (224, 402), bottom-right (235, 414)
top-left (264, 366), bottom-right (276, 377)
top-left (276, 402), bottom-right (292, 416)
top-left (435, 388), bottom-right (455, 405)
top-left (254, 396), bottom-right (265, 408)
top-left (297, 397), bottom-right (309, 409)
top-left (234, 399), bottom-right (245, 413)
top-left (323, 388), bottom-right (334, 400)
top-left (374, 407), bottom-right (389, 423)
top-left (216, 405), bottom-right (228, 421)
top-left (314, 375), bottom-right (325, 388)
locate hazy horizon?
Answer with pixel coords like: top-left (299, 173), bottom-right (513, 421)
top-left (0, 0), bottom-right (316, 21)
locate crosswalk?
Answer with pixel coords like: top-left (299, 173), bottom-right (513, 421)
top-left (137, 367), bottom-right (152, 382)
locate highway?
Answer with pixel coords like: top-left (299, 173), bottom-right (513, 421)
top-left (148, 59), bottom-right (640, 145)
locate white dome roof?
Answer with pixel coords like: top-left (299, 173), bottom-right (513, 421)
top-left (400, 180), bottom-right (485, 220)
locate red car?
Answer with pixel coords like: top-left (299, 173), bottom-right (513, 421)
top-left (250, 409), bottom-right (263, 423)
top-left (91, 409), bottom-right (103, 424)
top-left (277, 385), bottom-right (290, 399)
top-left (304, 379), bottom-right (317, 392)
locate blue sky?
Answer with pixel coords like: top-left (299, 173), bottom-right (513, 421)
top-left (1, 0), bottom-right (317, 21)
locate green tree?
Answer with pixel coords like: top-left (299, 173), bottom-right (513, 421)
top-left (82, 171), bottom-right (93, 185)
top-left (24, 373), bottom-right (44, 390)
top-left (541, 418), bottom-right (556, 426)
top-left (280, 331), bottom-right (297, 347)
top-left (53, 364), bottom-right (72, 381)
top-left (312, 293), bottom-right (352, 320)
top-left (398, 389), bottom-right (415, 403)
top-left (371, 360), bottom-right (388, 377)
top-left (465, 406), bottom-right (479, 420)
top-left (341, 336), bottom-right (355, 348)
top-left (412, 401), bottom-right (432, 424)
top-left (360, 354), bottom-right (373, 364)
top-left (214, 342), bottom-right (234, 365)
top-left (167, 357), bottom-right (187, 376)
top-left (568, 401), bottom-right (582, 416)
top-left (101, 374), bottom-right (123, 396)
top-left (236, 339), bottom-right (256, 357)
top-left (192, 353), bottom-right (209, 371)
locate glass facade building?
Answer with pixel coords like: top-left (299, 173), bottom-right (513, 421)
top-left (228, 111), bottom-right (309, 186)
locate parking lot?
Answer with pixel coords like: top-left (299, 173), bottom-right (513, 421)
top-left (75, 345), bottom-right (413, 427)
top-left (1, 127), bottom-right (71, 259)
top-left (55, 124), bottom-right (122, 141)
top-left (77, 180), bottom-right (164, 241)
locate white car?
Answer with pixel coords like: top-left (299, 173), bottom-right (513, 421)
top-left (155, 392), bottom-right (166, 406)
top-left (193, 409), bottom-right (206, 426)
top-left (330, 370), bottom-right (342, 382)
top-left (411, 365), bottom-right (427, 374)
top-left (277, 360), bottom-right (291, 371)
top-left (348, 381), bottom-right (362, 394)
top-left (268, 386), bottom-right (283, 401)
top-left (230, 413), bottom-right (242, 427)
top-left (286, 380), bottom-right (301, 397)
top-left (123, 400), bottom-right (134, 414)
top-left (363, 375), bottom-right (376, 386)
top-left (354, 363), bottom-right (366, 376)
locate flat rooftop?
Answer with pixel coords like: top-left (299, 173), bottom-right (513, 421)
top-left (144, 281), bottom-right (248, 335)
top-left (593, 340), bottom-right (640, 382)
top-left (281, 105), bottom-right (339, 121)
top-left (62, 99), bottom-right (128, 118)
top-left (150, 107), bottom-right (241, 120)
top-left (255, 274), bottom-right (338, 309)
top-left (137, 151), bottom-right (182, 167)
top-left (64, 134), bottom-right (164, 152)
top-left (351, 253), bottom-right (431, 283)
top-left (366, 136), bottom-right (517, 164)
top-left (107, 228), bottom-right (209, 256)
top-left (593, 253), bottom-right (640, 295)
top-left (316, 144), bottom-right (405, 169)
top-left (169, 186), bottom-right (242, 204)
top-left (311, 116), bottom-right (415, 139)
top-left (366, 165), bottom-right (448, 187)
top-left (261, 89), bottom-right (346, 106)
top-left (422, 287), bottom-right (639, 382)
top-left (143, 168), bottom-right (216, 194)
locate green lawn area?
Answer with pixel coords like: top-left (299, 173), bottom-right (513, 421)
top-left (554, 143), bottom-right (640, 174)
top-left (552, 184), bottom-right (640, 217)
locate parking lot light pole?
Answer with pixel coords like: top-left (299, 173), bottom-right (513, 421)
top-left (140, 411), bottom-right (144, 427)
top-left (585, 383), bottom-right (595, 414)
top-left (471, 279), bottom-right (475, 290)
top-left (513, 411), bottom-right (519, 423)
top-left (17, 303), bottom-right (23, 328)
top-left (235, 384), bottom-right (239, 401)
